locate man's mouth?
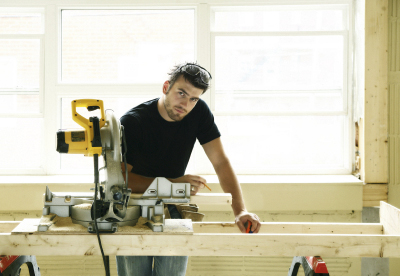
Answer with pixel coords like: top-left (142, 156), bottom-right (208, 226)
top-left (175, 107), bottom-right (186, 114)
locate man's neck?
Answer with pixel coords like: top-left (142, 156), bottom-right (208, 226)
top-left (157, 97), bottom-right (173, 122)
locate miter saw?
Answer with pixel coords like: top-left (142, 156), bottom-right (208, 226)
top-left (39, 99), bottom-right (191, 233)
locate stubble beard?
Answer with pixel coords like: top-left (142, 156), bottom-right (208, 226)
top-left (164, 94), bottom-right (185, 122)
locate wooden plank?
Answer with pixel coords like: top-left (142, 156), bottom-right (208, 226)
top-left (363, 184), bottom-right (388, 206)
top-left (0, 180), bottom-right (361, 212)
top-left (363, 184), bottom-right (388, 197)
top-left (363, 0), bottom-right (389, 183)
top-left (0, 232), bottom-right (398, 258)
top-left (190, 193), bottom-right (231, 206)
top-left (11, 218), bottom-right (193, 235)
top-left (364, 200), bottom-right (387, 207)
top-left (380, 201), bottom-right (400, 234)
top-left (11, 219), bottom-right (40, 234)
top-left (193, 222), bottom-right (383, 235)
top-left (362, 184), bottom-right (388, 207)
top-left (0, 222), bottom-right (21, 233)
top-left (200, 182), bottom-right (362, 212)
top-left (9, 220), bottom-right (383, 235)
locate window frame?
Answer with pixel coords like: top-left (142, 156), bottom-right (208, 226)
top-left (0, 7), bottom-right (45, 175)
top-left (204, 2), bottom-right (354, 175)
top-left (0, 0), bottom-right (355, 176)
top-left (0, 7), bottom-right (45, 118)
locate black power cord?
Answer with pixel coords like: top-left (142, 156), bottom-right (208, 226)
top-left (121, 125), bottom-right (129, 187)
top-left (90, 116), bottom-right (110, 276)
top-left (90, 116), bottom-right (127, 276)
top-left (94, 153), bottom-right (110, 276)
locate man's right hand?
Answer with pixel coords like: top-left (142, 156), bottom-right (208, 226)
top-left (169, 174), bottom-right (206, 195)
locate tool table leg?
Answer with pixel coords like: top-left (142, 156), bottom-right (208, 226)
top-left (0, 255), bottom-right (40, 276)
top-left (287, 256), bottom-right (329, 276)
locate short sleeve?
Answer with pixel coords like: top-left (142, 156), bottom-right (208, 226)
top-left (196, 101), bottom-right (221, 145)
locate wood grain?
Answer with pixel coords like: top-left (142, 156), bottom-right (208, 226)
top-left (380, 201), bottom-right (400, 234)
top-left (0, 232), bottom-right (398, 258)
top-left (363, 184), bottom-right (388, 206)
top-left (363, 0), bottom-right (389, 183)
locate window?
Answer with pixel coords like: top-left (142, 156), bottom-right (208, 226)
top-left (0, 2), bottom-right (354, 176)
top-left (193, 4), bottom-right (352, 174)
top-left (0, 8), bottom-right (44, 173)
top-left (61, 9), bottom-right (195, 83)
top-left (59, 8), bottom-right (195, 173)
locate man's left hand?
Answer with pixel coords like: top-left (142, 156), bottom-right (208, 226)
top-left (235, 211), bottom-right (261, 233)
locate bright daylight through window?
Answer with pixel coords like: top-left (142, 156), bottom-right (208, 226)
top-left (207, 5), bottom-right (352, 175)
top-left (0, 9), bottom-right (44, 173)
top-left (0, 3), bottom-right (353, 175)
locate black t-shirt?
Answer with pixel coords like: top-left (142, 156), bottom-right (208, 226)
top-left (120, 98), bottom-right (221, 178)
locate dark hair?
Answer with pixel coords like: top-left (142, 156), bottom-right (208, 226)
top-left (167, 62), bottom-right (211, 94)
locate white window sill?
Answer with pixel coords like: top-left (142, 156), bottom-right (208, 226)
top-left (0, 174), bottom-right (362, 185)
top-left (0, 175), bottom-right (362, 212)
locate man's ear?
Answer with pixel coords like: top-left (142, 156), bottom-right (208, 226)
top-left (162, 81), bottom-right (170, 95)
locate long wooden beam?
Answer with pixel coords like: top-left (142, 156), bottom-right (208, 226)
top-left (380, 201), bottom-right (400, 235)
top-left (193, 222), bottom-right (383, 235)
top-left (0, 232), bottom-right (399, 258)
top-left (0, 202), bottom-right (398, 258)
top-left (363, 0), bottom-right (389, 183)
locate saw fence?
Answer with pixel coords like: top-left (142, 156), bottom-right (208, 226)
top-left (0, 202), bottom-right (399, 258)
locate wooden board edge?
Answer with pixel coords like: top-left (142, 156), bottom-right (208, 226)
top-left (380, 201), bottom-right (400, 235)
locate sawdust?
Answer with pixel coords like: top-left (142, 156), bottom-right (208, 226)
top-left (135, 216), bottom-right (149, 227)
top-left (51, 216), bottom-right (87, 232)
top-left (117, 216), bottom-right (150, 233)
top-left (38, 214), bottom-right (192, 234)
top-left (43, 213), bottom-right (150, 233)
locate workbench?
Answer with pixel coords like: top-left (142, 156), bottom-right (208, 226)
top-left (0, 202), bottom-right (399, 258)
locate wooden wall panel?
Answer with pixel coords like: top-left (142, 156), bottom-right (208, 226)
top-left (389, 0), bottom-right (400, 208)
top-left (363, 0), bottom-right (389, 183)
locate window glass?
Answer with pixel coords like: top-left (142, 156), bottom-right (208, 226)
top-left (0, 39), bottom-right (41, 113)
top-left (0, 39), bottom-right (40, 89)
top-left (214, 35), bottom-right (344, 112)
top-left (0, 11), bottom-right (43, 34)
top-left (214, 7), bottom-right (345, 32)
top-left (0, 118), bottom-right (43, 169)
top-left (210, 4), bottom-right (351, 174)
top-left (194, 115), bottom-right (347, 174)
top-left (61, 10), bottom-right (195, 83)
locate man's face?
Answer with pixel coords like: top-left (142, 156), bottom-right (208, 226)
top-left (162, 75), bottom-right (203, 122)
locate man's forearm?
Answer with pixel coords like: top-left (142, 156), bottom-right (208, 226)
top-left (214, 159), bottom-right (247, 217)
top-left (121, 163), bottom-right (154, 193)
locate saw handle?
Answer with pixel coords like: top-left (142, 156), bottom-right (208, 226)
top-left (71, 99), bottom-right (106, 156)
top-left (71, 99), bottom-right (105, 130)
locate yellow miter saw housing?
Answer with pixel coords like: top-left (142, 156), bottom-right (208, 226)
top-left (41, 99), bottom-right (191, 233)
top-left (56, 99), bottom-right (105, 156)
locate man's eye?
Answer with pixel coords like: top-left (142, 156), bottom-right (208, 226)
top-left (191, 98), bottom-right (199, 103)
top-left (179, 92), bottom-right (185, 97)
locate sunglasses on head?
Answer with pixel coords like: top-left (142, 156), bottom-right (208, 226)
top-left (178, 64), bottom-right (212, 85)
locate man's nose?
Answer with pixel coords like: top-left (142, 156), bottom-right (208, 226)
top-left (181, 98), bottom-right (188, 107)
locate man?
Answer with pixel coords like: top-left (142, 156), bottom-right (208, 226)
top-left (116, 62), bottom-right (261, 276)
